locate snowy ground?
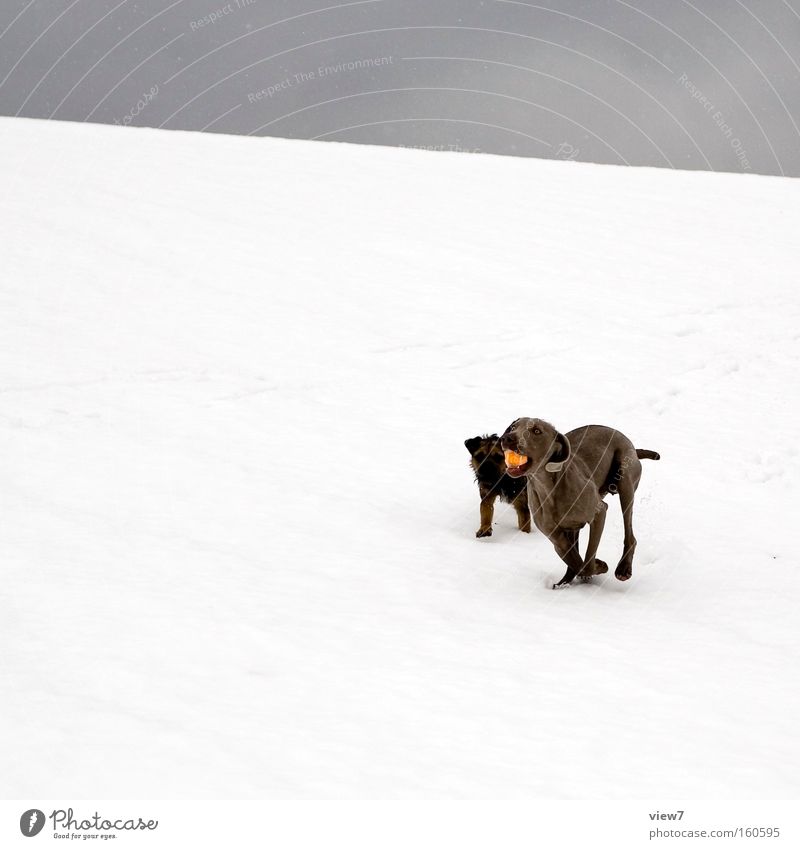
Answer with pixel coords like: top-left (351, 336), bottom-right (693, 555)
top-left (1, 117), bottom-right (799, 799)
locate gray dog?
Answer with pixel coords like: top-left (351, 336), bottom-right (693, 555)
top-left (500, 418), bottom-right (659, 588)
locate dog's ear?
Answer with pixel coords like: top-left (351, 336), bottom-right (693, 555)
top-left (465, 436), bottom-right (482, 455)
top-left (545, 432), bottom-right (571, 472)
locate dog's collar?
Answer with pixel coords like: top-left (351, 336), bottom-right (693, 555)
top-left (543, 431), bottom-right (571, 474)
top-left (544, 446), bottom-right (567, 473)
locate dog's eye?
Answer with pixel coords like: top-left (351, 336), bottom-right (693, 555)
top-left (531, 427), bottom-right (541, 435)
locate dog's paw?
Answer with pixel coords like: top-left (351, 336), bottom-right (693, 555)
top-left (519, 524), bottom-right (532, 533)
top-left (475, 527), bottom-right (493, 538)
top-left (578, 559), bottom-right (608, 580)
top-left (615, 562), bottom-right (632, 581)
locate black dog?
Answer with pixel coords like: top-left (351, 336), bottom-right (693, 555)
top-left (465, 434), bottom-right (531, 538)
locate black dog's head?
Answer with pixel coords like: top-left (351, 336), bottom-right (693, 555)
top-left (500, 417), bottom-right (570, 478)
top-left (465, 434), bottom-right (507, 485)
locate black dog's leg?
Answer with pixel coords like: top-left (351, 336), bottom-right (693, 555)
top-left (476, 488), bottom-right (497, 537)
top-left (513, 495), bottom-right (531, 533)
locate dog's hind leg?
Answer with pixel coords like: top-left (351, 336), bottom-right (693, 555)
top-left (615, 457), bottom-right (641, 580)
top-left (551, 528), bottom-right (585, 588)
top-left (579, 501), bottom-right (608, 580)
top-left (513, 494), bottom-right (531, 533)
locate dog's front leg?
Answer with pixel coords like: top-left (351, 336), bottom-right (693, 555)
top-left (550, 528), bottom-right (584, 588)
top-left (476, 488), bottom-right (497, 537)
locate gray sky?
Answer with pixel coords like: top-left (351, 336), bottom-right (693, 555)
top-left (1, 0), bottom-right (799, 175)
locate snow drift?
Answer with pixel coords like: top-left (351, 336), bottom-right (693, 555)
top-left (1, 117), bottom-right (798, 798)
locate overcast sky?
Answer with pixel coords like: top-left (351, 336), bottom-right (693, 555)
top-left (1, 0), bottom-right (799, 175)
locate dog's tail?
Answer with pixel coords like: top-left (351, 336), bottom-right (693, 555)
top-left (636, 448), bottom-right (660, 461)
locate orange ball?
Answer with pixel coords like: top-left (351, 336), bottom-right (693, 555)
top-left (504, 450), bottom-right (529, 468)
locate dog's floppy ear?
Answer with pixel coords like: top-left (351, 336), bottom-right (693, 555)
top-left (545, 432), bottom-right (571, 473)
top-left (465, 436), bottom-right (482, 455)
